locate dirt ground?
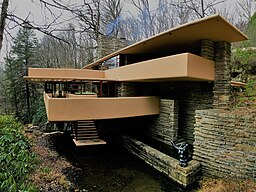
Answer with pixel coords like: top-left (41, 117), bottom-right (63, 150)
top-left (25, 127), bottom-right (194, 192)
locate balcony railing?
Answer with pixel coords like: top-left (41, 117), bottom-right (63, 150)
top-left (44, 93), bottom-right (159, 121)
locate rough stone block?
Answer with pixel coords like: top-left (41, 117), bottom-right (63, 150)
top-left (121, 135), bottom-right (201, 187)
top-left (194, 109), bottom-right (256, 179)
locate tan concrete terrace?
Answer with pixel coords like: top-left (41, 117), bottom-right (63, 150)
top-left (44, 93), bottom-right (159, 121)
top-left (25, 53), bottom-right (214, 82)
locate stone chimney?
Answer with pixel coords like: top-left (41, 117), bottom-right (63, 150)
top-left (97, 35), bottom-right (130, 60)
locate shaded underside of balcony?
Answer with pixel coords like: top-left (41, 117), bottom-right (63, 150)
top-left (44, 93), bottom-right (160, 122)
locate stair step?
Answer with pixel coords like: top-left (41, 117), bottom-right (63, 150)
top-left (73, 133), bottom-right (98, 136)
top-left (77, 133), bottom-right (99, 136)
top-left (77, 127), bottom-right (98, 131)
top-left (76, 126), bottom-right (97, 129)
top-left (76, 136), bottom-right (100, 140)
top-left (77, 126), bottom-right (96, 128)
top-left (73, 139), bottom-right (106, 146)
top-left (76, 129), bottom-right (97, 132)
top-left (71, 120), bottom-right (104, 142)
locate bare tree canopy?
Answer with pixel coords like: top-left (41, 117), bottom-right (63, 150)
top-left (183, 0), bottom-right (227, 18)
top-left (0, 0), bottom-right (255, 56)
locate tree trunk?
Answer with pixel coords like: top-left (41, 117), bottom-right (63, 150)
top-left (201, 0), bottom-right (205, 18)
top-left (0, 0), bottom-right (9, 52)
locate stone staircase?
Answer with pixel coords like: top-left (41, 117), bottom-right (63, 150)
top-left (72, 120), bottom-right (106, 146)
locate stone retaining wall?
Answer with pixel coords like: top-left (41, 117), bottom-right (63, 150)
top-left (193, 109), bottom-right (256, 178)
top-left (122, 135), bottom-right (201, 187)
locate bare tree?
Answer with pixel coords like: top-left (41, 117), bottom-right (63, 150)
top-left (212, 3), bottom-right (236, 24)
top-left (183, 0), bottom-right (227, 18)
top-left (236, 0), bottom-right (254, 23)
top-left (101, 0), bottom-right (123, 37)
top-left (130, 0), bottom-right (156, 38)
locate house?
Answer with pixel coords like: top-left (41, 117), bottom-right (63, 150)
top-left (25, 14), bottom-right (248, 186)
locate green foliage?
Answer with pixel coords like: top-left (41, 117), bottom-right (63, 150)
top-left (231, 79), bottom-right (256, 109)
top-left (244, 80), bottom-right (256, 97)
top-left (231, 48), bottom-right (256, 77)
top-left (231, 13), bottom-right (256, 80)
top-left (40, 167), bottom-right (50, 174)
top-left (4, 27), bottom-right (41, 124)
top-left (32, 96), bottom-right (47, 126)
top-left (246, 13), bottom-right (256, 47)
top-left (0, 115), bottom-right (37, 191)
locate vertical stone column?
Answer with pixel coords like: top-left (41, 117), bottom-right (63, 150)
top-left (213, 42), bottom-right (231, 109)
top-left (201, 39), bottom-right (214, 60)
top-left (147, 99), bottom-right (179, 146)
top-left (97, 35), bottom-right (129, 59)
top-left (118, 83), bottom-right (139, 97)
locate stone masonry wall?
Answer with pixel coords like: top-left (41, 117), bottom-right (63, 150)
top-left (160, 82), bottom-right (213, 145)
top-left (201, 39), bottom-right (214, 60)
top-left (147, 99), bottom-right (179, 146)
top-left (201, 40), bottom-right (232, 109)
top-left (213, 42), bottom-right (232, 109)
top-left (118, 82), bottom-right (213, 145)
top-left (193, 109), bottom-right (256, 178)
top-left (118, 82), bottom-right (158, 97)
top-left (118, 82), bottom-right (141, 97)
top-left (97, 35), bottom-right (129, 59)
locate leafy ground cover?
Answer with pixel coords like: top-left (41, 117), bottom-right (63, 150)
top-left (199, 178), bottom-right (256, 192)
top-left (231, 79), bottom-right (256, 114)
top-left (26, 130), bottom-right (76, 191)
top-left (0, 115), bottom-right (36, 191)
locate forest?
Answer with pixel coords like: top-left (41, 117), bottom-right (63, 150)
top-left (0, 0), bottom-right (256, 191)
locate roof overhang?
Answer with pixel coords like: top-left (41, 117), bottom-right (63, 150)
top-left (84, 14), bottom-right (248, 69)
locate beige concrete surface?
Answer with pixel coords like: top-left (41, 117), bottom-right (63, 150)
top-left (26, 53), bottom-right (214, 82)
top-left (44, 93), bottom-right (159, 121)
top-left (105, 53), bottom-right (214, 81)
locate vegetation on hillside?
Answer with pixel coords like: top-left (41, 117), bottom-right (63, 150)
top-left (4, 26), bottom-right (42, 124)
top-left (0, 115), bottom-right (36, 191)
top-left (231, 12), bottom-right (256, 81)
top-left (199, 178), bottom-right (256, 192)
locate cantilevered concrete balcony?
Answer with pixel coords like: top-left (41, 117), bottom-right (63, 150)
top-left (44, 93), bottom-right (159, 121)
top-left (105, 53), bottom-right (214, 82)
top-left (25, 53), bottom-right (214, 82)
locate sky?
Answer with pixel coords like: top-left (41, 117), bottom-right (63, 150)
top-left (0, 0), bottom-right (250, 63)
